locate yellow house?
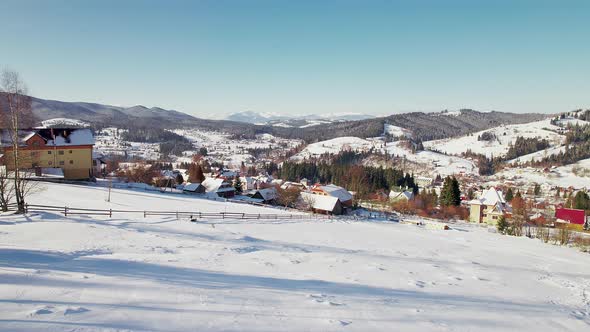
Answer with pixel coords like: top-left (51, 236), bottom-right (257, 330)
top-left (469, 188), bottom-right (511, 224)
top-left (1, 128), bottom-right (95, 180)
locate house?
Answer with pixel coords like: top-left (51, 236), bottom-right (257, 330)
top-left (280, 181), bottom-right (306, 191)
top-left (301, 192), bottom-right (343, 215)
top-left (468, 187), bottom-right (511, 224)
top-left (555, 208), bottom-right (586, 226)
top-left (389, 189), bottom-right (414, 202)
top-left (310, 184), bottom-right (353, 207)
top-left (183, 182), bottom-right (206, 195)
top-left (202, 177), bottom-right (236, 198)
top-left (415, 176), bottom-right (433, 188)
top-left (251, 187), bottom-right (278, 204)
top-left (0, 128), bottom-right (94, 180)
top-left (92, 151), bottom-right (107, 177)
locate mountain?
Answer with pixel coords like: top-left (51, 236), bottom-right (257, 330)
top-left (19, 94), bottom-right (549, 143)
top-left (30, 97), bottom-right (197, 126)
top-left (224, 111), bottom-right (376, 126)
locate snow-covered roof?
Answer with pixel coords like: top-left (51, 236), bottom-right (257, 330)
top-left (319, 184), bottom-right (353, 202)
top-left (202, 177), bottom-right (234, 193)
top-left (256, 187), bottom-right (277, 201)
top-left (183, 183), bottom-right (204, 192)
top-left (469, 188), bottom-right (507, 213)
top-left (301, 192), bottom-right (340, 212)
top-left (45, 128), bottom-right (94, 146)
top-left (389, 190), bottom-right (414, 200)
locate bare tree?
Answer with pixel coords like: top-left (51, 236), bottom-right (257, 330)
top-left (0, 166), bottom-right (14, 211)
top-left (0, 70), bottom-right (36, 213)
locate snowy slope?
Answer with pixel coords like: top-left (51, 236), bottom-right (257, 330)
top-left (1, 182), bottom-right (589, 331)
top-left (424, 118), bottom-right (564, 158)
top-left (292, 137), bottom-right (478, 176)
top-left (40, 118), bottom-right (90, 128)
top-left (494, 158), bottom-right (590, 189)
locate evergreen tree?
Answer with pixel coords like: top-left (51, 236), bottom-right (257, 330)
top-left (496, 216), bottom-right (509, 235)
top-left (451, 177), bottom-right (461, 206)
top-left (573, 191), bottom-right (590, 210)
top-left (234, 177), bottom-right (243, 194)
top-left (175, 173), bottom-right (184, 185)
top-left (440, 176), bottom-right (461, 207)
top-left (505, 188), bottom-right (514, 202)
top-left (555, 187), bottom-right (561, 198)
top-left (534, 184), bottom-right (541, 196)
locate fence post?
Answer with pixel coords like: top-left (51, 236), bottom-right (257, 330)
top-left (258, 213), bottom-right (260, 219)
top-left (25, 203), bottom-right (28, 214)
top-left (242, 213), bottom-right (245, 219)
top-left (176, 211), bottom-right (179, 220)
top-left (109, 209), bottom-right (112, 218)
top-left (64, 206), bottom-right (68, 217)
top-left (222, 212), bottom-right (225, 219)
top-left (144, 211), bottom-right (146, 218)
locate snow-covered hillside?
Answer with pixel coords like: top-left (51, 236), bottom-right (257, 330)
top-left (173, 130), bottom-right (303, 168)
top-left (424, 118), bottom-right (564, 158)
top-left (292, 137), bottom-right (478, 176)
top-left (1, 182), bottom-right (589, 331)
top-left (94, 127), bottom-right (161, 160)
top-left (40, 118), bottom-right (90, 128)
top-left (493, 158), bottom-right (590, 189)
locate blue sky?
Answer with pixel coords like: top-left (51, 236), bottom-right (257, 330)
top-left (1, 0), bottom-right (589, 117)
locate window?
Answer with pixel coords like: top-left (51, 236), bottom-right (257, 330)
top-left (58, 150), bottom-right (64, 155)
top-left (69, 150), bottom-right (73, 154)
top-left (47, 151), bottom-right (52, 155)
top-left (32, 141), bottom-right (40, 147)
top-left (492, 216), bottom-right (498, 220)
top-left (59, 161), bottom-right (64, 166)
top-left (69, 160), bottom-right (73, 165)
top-left (48, 161), bottom-right (53, 166)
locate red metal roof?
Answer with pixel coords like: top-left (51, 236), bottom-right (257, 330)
top-left (555, 208), bottom-right (586, 225)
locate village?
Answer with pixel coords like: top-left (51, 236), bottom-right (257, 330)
top-left (2, 124), bottom-right (589, 253)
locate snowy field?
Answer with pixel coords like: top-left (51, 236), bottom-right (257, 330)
top-left (424, 118), bottom-right (564, 158)
top-left (292, 137), bottom-right (478, 176)
top-left (0, 183), bottom-right (589, 331)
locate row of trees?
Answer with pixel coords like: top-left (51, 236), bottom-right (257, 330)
top-left (279, 158), bottom-right (418, 199)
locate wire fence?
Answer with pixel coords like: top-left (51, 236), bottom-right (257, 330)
top-left (6, 203), bottom-right (317, 221)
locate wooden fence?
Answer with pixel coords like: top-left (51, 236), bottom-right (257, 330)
top-left (7, 203), bottom-right (314, 221)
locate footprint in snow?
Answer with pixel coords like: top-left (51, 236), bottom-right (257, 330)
top-left (410, 280), bottom-right (426, 288)
top-left (30, 306), bottom-right (54, 316)
top-left (64, 307), bottom-right (90, 315)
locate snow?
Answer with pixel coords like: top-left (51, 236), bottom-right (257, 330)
top-left (493, 159), bottom-right (590, 190)
top-left (424, 118), bottom-right (564, 158)
top-left (318, 184), bottom-right (353, 202)
top-left (507, 145), bottom-right (567, 164)
top-left (47, 129), bottom-right (94, 146)
top-left (384, 124), bottom-right (412, 138)
top-left (40, 118), bottom-right (90, 128)
top-left (1, 182), bottom-right (589, 331)
top-left (292, 137), bottom-right (478, 176)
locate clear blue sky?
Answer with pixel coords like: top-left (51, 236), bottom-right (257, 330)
top-left (1, 0), bottom-right (589, 117)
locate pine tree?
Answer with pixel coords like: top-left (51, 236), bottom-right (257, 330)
top-left (440, 176), bottom-right (460, 206)
top-left (534, 184), bottom-right (541, 196)
top-left (505, 188), bottom-right (514, 202)
top-left (234, 177), bottom-right (243, 194)
top-left (451, 177), bottom-right (461, 206)
top-left (496, 216), bottom-right (509, 235)
top-left (573, 191), bottom-right (589, 210)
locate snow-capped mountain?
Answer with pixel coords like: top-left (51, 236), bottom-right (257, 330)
top-left (224, 111), bottom-right (376, 126)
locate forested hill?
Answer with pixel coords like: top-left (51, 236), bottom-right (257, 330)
top-left (24, 94), bottom-right (546, 142)
top-left (269, 109), bottom-right (547, 142)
